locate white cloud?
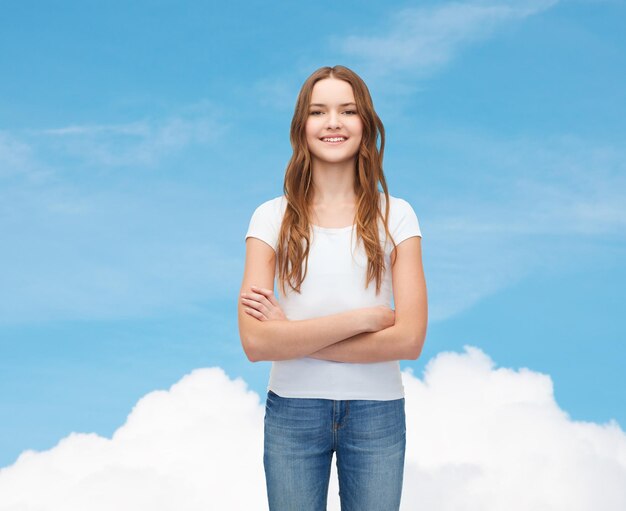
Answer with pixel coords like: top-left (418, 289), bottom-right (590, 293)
top-left (335, 0), bottom-right (559, 77)
top-left (1, 347), bottom-right (625, 510)
top-left (0, 367), bottom-right (266, 511)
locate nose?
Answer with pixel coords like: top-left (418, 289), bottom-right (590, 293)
top-left (326, 110), bottom-right (342, 129)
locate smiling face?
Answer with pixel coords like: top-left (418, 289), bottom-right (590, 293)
top-left (305, 78), bottom-right (363, 166)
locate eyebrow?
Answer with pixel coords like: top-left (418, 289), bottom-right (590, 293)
top-left (309, 102), bottom-right (357, 107)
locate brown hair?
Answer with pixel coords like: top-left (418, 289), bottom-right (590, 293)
top-left (276, 65), bottom-right (398, 296)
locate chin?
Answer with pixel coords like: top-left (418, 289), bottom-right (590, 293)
top-left (314, 156), bottom-right (358, 165)
top-left (311, 146), bottom-right (360, 162)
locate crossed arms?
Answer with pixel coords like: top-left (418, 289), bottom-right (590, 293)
top-left (237, 236), bottom-right (427, 363)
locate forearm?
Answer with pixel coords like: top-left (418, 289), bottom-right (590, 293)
top-left (243, 308), bottom-right (371, 362)
top-left (307, 324), bottom-right (421, 363)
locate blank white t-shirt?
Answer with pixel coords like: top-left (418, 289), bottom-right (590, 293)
top-left (245, 192), bottom-right (422, 400)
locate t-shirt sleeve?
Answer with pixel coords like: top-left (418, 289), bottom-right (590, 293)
top-left (245, 200), bottom-right (279, 252)
top-left (392, 198), bottom-right (422, 245)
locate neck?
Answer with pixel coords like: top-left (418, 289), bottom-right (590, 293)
top-left (310, 158), bottom-right (357, 205)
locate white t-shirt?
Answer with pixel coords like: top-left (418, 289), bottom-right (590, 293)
top-left (245, 192), bottom-right (422, 400)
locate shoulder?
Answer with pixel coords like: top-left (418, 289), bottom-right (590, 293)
top-left (246, 195), bottom-right (287, 251)
top-left (251, 195), bottom-right (287, 218)
top-left (379, 192), bottom-right (422, 243)
top-left (379, 192), bottom-right (418, 218)
top-left (390, 194), bottom-right (412, 209)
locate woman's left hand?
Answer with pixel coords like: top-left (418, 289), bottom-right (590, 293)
top-left (241, 285), bottom-right (287, 321)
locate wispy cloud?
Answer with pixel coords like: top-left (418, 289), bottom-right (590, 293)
top-left (0, 106), bottom-right (238, 325)
top-left (1, 348), bottom-right (625, 509)
top-left (251, 75), bottom-right (303, 112)
top-left (334, 0), bottom-right (559, 77)
top-left (0, 181), bottom-right (240, 325)
top-left (0, 132), bottom-right (52, 184)
top-left (2, 103), bottom-right (229, 183)
top-left (3, 125), bottom-right (624, 325)
top-left (32, 113), bottom-right (228, 168)
top-left (406, 130), bottom-right (626, 321)
top-left (254, 1), bottom-right (563, 116)
top-left (2, 73), bottom-right (227, 328)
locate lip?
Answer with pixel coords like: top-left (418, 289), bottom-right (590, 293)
top-left (320, 136), bottom-right (349, 144)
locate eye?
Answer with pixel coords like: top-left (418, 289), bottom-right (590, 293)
top-left (309, 110), bottom-right (323, 116)
top-left (343, 110), bottom-right (357, 115)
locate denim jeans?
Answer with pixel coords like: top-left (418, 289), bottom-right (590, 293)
top-left (263, 389), bottom-right (406, 510)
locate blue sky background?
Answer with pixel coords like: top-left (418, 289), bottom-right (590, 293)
top-left (1, 0), bottom-right (625, 468)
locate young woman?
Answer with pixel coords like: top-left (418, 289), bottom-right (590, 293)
top-left (238, 65), bottom-right (427, 510)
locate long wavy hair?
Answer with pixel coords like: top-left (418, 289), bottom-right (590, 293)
top-left (276, 65), bottom-right (398, 296)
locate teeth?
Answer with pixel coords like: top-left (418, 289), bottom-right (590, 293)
top-left (323, 137), bottom-right (345, 142)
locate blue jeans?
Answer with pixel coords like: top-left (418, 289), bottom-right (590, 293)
top-left (263, 390), bottom-right (406, 510)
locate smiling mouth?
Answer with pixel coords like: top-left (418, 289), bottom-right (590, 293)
top-left (320, 137), bottom-right (348, 144)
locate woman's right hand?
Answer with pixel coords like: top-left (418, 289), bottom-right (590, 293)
top-left (365, 305), bottom-right (396, 332)
top-left (241, 285), bottom-right (287, 322)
